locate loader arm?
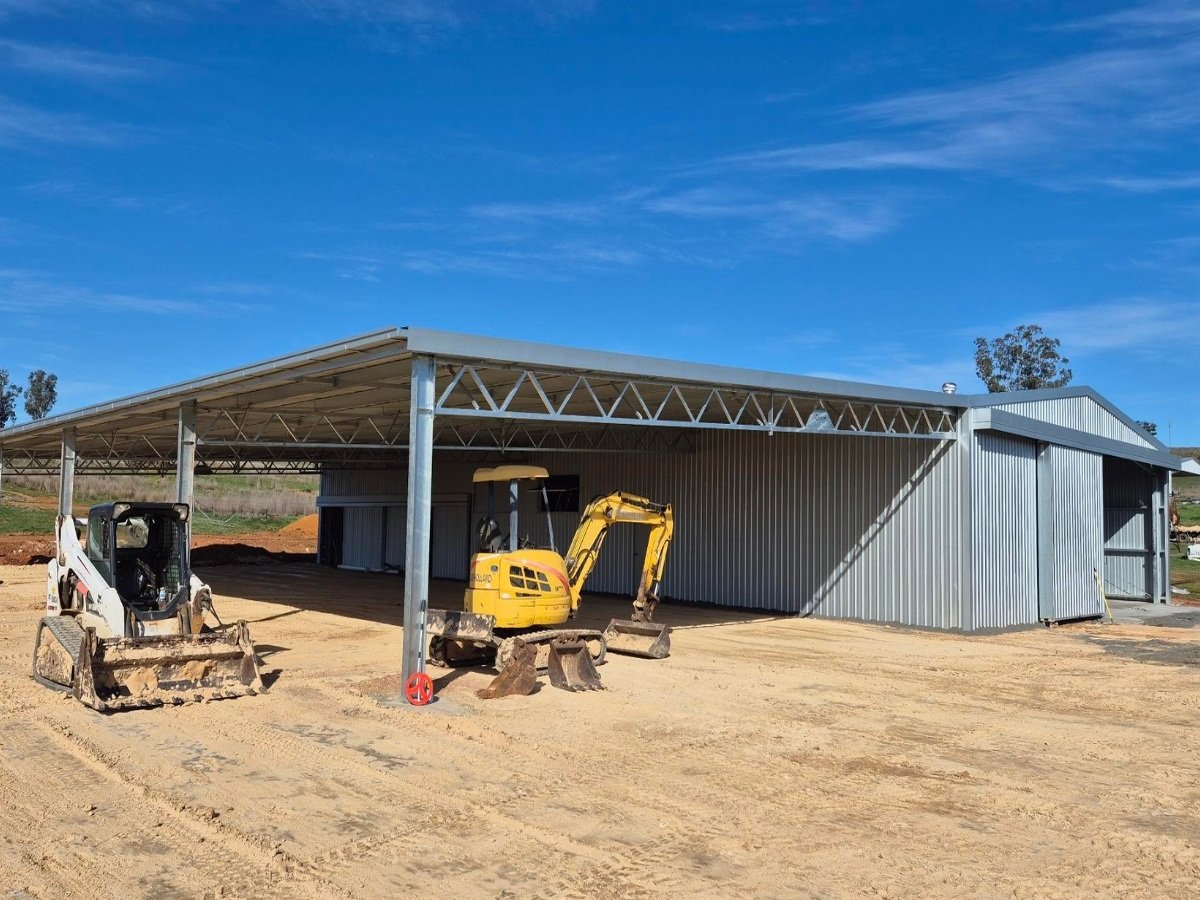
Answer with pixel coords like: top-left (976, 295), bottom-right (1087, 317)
top-left (562, 492), bottom-right (674, 622)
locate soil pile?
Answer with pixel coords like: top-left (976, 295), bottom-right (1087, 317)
top-left (280, 513), bottom-right (319, 538)
top-left (0, 537), bottom-right (55, 566)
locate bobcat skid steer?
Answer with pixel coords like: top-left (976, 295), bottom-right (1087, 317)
top-left (34, 502), bottom-right (263, 711)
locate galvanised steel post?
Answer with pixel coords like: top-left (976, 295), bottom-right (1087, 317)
top-left (508, 479), bottom-right (519, 552)
top-left (401, 355), bottom-right (436, 696)
top-left (177, 400), bottom-right (197, 546)
top-left (58, 427), bottom-right (76, 520)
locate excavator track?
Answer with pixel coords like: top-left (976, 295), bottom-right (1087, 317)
top-left (495, 629), bottom-right (606, 674)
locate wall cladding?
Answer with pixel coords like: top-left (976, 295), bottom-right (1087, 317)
top-left (993, 395), bottom-right (1154, 449)
top-left (1045, 444), bottom-right (1105, 620)
top-left (970, 432), bottom-right (1038, 629)
top-left (322, 429), bottom-right (966, 629)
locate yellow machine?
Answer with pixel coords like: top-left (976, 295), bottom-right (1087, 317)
top-left (427, 466), bottom-right (673, 690)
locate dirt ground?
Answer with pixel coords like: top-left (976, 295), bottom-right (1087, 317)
top-left (0, 532), bottom-right (315, 566)
top-left (2, 562), bottom-right (1200, 898)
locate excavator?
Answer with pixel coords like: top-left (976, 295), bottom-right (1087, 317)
top-left (32, 501), bottom-right (263, 711)
top-left (426, 466), bottom-right (673, 693)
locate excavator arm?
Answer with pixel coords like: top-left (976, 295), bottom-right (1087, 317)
top-left (563, 492), bottom-right (674, 622)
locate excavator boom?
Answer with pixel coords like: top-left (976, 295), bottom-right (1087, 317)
top-left (564, 492), bottom-right (674, 658)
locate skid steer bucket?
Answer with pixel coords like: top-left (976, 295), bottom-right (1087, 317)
top-left (547, 638), bottom-right (604, 692)
top-left (71, 621), bottom-right (263, 711)
top-left (602, 619), bottom-right (671, 659)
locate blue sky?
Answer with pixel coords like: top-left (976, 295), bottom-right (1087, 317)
top-left (1, 1), bottom-right (1199, 442)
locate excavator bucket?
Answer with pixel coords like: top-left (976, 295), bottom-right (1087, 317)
top-left (602, 619), bottom-right (671, 659)
top-left (547, 638), bottom-right (604, 692)
top-left (475, 639), bottom-right (538, 700)
top-left (35, 617), bottom-right (264, 711)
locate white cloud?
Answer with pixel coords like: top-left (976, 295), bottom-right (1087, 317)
top-left (0, 269), bottom-right (255, 316)
top-left (0, 0), bottom-right (225, 20)
top-left (644, 186), bottom-right (900, 241)
top-left (0, 39), bottom-right (170, 81)
top-left (0, 95), bottom-right (134, 147)
top-left (1099, 172), bottom-right (1200, 192)
top-left (706, 14), bottom-right (1200, 180)
top-left (285, 0), bottom-right (597, 42)
top-left (1065, 1), bottom-right (1200, 37)
top-left (468, 200), bottom-right (608, 224)
top-left (1034, 298), bottom-right (1200, 353)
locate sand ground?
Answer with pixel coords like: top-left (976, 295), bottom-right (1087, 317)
top-left (2, 561), bottom-right (1199, 899)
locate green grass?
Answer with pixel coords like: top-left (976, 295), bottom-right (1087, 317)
top-left (190, 513), bottom-right (300, 536)
top-left (0, 483), bottom-right (302, 537)
top-left (0, 504), bottom-right (56, 535)
top-left (1172, 558), bottom-right (1200, 596)
top-left (1177, 502), bottom-right (1200, 526)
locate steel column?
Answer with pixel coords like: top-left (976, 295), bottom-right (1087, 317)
top-left (508, 479), bottom-right (519, 552)
top-left (1157, 470), bottom-right (1170, 604)
top-left (401, 356), bottom-right (435, 697)
top-left (177, 400), bottom-right (197, 505)
top-left (58, 427), bottom-right (76, 519)
top-left (1035, 442), bottom-right (1056, 622)
top-left (0, 446), bottom-right (5, 501)
top-left (957, 409), bottom-right (975, 632)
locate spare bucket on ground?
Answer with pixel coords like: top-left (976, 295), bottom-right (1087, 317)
top-left (547, 637), bottom-right (604, 691)
top-left (602, 619), bottom-right (671, 659)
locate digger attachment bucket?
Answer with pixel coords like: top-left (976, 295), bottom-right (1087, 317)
top-left (73, 621), bottom-right (263, 711)
top-left (602, 619), bottom-right (671, 659)
top-left (476, 639), bottom-right (538, 700)
top-left (547, 638), bottom-right (604, 692)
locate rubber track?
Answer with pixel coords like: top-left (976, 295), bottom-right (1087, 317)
top-left (496, 628), bottom-right (607, 672)
top-left (30, 615), bottom-right (83, 692)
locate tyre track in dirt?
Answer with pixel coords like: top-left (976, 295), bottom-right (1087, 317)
top-left (0, 714), bottom-right (350, 900)
top-left (6, 561), bottom-right (1200, 898)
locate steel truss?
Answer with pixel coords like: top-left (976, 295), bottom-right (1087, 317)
top-left (432, 362), bottom-right (958, 439)
top-left (2, 427), bottom-right (695, 476)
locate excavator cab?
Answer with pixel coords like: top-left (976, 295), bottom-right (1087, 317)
top-left (465, 466), bottom-right (572, 629)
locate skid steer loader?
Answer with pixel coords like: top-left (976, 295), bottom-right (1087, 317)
top-left (427, 466), bottom-right (673, 695)
top-left (33, 502), bottom-right (263, 711)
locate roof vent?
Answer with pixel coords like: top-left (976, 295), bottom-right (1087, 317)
top-left (941, 382), bottom-right (958, 394)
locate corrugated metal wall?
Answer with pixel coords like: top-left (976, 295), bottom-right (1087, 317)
top-left (431, 504), bottom-right (470, 580)
top-left (383, 506), bottom-right (406, 570)
top-left (1102, 457), bottom-right (1156, 600)
top-left (321, 430), bottom-right (966, 629)
top-left (342, 506), bottom-right (385, 570)
top-left (1045, 444), bottom-right (1105, 620)
top-left (970, 432), bottom-right (1038, 629)
top-left (993, 396), bottom-right (1153, 448)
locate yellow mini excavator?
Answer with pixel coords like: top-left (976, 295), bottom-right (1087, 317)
top-left (427, 466), bottom-right (673, 692)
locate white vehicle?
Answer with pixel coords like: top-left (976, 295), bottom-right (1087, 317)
top-left (34, 501), bottom-right (262, 711)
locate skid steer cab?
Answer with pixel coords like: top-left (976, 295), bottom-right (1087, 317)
top-left (35, 502), bottom-right (262, 711)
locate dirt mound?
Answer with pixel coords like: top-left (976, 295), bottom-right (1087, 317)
top-left (0, 536), bottom-right (56, 566)
top-left (280, 513), bottom-right (318, 538)
top-left (191, 543), bottom-right (314, 567)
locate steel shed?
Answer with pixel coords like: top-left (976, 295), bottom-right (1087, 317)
top-left (0, 326), bottom-right (1183, 686)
